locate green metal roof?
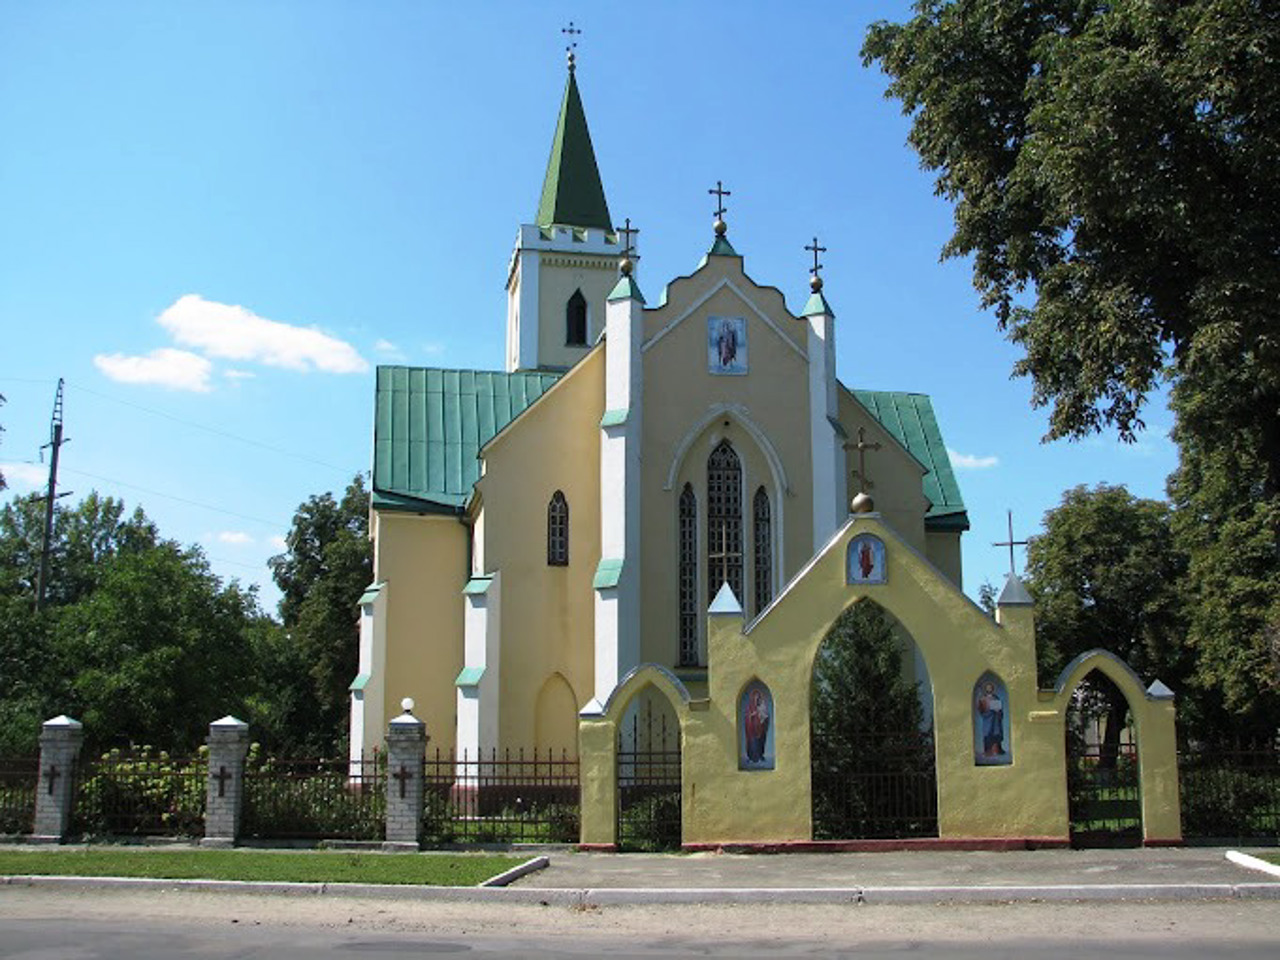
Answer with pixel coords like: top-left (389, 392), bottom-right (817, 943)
top-left (536, 70), bottom-right (612, 231)
top-left (849, 388), bottom-right (969, 530)
top-left (372, 366), bottom-right (562, 512)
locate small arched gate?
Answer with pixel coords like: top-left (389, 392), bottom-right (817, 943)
top-left (616, 692), bottom-right (682, 850)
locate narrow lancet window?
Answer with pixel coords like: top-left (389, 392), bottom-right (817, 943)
top-left (547, 490), bottom-right (569, 566)
top-left (707, 440), bottom-right (743, 607)
top-left (753, 486), bottom-right (772, 616)
top-left (678, 483), bottom-right (698, 666)
top-left (566, 289), bottom-right (587, 346)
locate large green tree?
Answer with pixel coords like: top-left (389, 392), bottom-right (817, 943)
top-left (266, 474), bottom-right (372, 754)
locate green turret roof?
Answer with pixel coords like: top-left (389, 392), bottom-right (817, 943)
top-left (536, 70), bottom-right (612, 231)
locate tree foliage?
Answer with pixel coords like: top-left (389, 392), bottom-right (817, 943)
top-left (265, 474), bottom-right (372, 755)
top-left (863, 2), bottom-right (1280, 459)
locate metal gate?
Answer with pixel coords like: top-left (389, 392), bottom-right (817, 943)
top-left (810, 732), bottom-right (938, 840)
top-left (616, 701), bottom-right (681, 851)
top-left (1067, 726), bottom-right (1142, 847)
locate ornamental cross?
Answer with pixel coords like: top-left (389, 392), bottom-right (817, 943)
top-left (618, 217), bottom-right (639, 259)
top-left (44, 764), bottom-right (60, 796)
top-left (392, 764), bottom-right (413, 799)
top-left (805, 236), bottom-right (827, 279)
top-left (562, 21), bottom-right (580, 54)
top-left (850, 427), bottom-right (882, 494)
top-left (992, 509), bottom-right (1028, 576)
top-left (707, 518), bottom-right (740, 595)
top-left (212, 765), bottom-right (233, 798)
top-left (708, 180), bottom-right (731, 220)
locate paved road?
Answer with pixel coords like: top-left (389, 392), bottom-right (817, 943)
top-left (2, 888), bottom-right (1279, 959)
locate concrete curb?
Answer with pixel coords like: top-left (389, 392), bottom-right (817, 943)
top-left (1226, 850), bottom-right (1280, 879)
top-left (5, 874), bottom-right (1280, 903)
top-left (480, 855), bottom-right (550, 887)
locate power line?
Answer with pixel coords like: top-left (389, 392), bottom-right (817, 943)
top-left (59, 466), bottom-right (283, 528)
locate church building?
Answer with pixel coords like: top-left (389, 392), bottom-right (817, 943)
top-left (350, 50), bottom-right (967, 764)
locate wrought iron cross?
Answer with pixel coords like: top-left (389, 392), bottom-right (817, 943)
top-left (44, 764), bottom-right (60, 796)
top-left (708, 180), bottom-right (731, 220)
top-left (562, 21), bottom-right (580, 54)
top-left (212, 765), bottom-right (233, 798)
top-left (992, 509), bottom-right (1028, 576)
top-left (392, 764), bottom-right (413, 799)
top-left (805, 236), bottom-right (827, 279)
top-left (618, 217), bottom-right (638, 259)
top-left (850, 427), bottom-right (882, 494)
top-left (707, 518), bottom-right (740, 593)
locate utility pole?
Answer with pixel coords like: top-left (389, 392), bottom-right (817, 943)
top-left (35, 378), bottom-right (71, 611)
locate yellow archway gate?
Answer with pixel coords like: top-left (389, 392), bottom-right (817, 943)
top-left (578, 514), bottom-right (1182, 848)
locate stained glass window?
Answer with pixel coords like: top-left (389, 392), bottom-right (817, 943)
top-left (707, 440), bottom-right (743, 608)
top-left (678, 483), bottom-right (698, 666)
top-left (753, 486), bottom-right (772, 616)
top-left (547, 490), bottom-right (569, 566)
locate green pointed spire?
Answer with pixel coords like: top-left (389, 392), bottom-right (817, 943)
top-left (536, 69), bottom-right (612, 231)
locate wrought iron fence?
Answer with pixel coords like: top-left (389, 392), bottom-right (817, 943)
top-left (241, 756), bottom-right (385, 841)
top-left (71, 749), bottom-right (206, 837)
top-left (422, 748), bottom-right (579, 844)
top-left (810, 732), bottom-right (938, 840)
top-left (1180, 745), bottom-right (1280, 844)
top-left (617, 707), bottom-right (681, 851)
top-left (1067, 740), bottom-right (1141, 847)
top-left (0, 757), bottom-right (38, 835)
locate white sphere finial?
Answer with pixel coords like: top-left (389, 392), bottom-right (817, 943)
top-left (401, 697), bottom-right (415, 714)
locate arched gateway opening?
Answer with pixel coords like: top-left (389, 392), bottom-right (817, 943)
top-left (810, 600), bottom-right (938, 839)
top-left (1066, 669), bottom-right (1142, 847)
top-left (616, 686), bottom-right (682, 850)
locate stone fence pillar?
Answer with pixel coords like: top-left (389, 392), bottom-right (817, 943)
top-left (384, 698), bottom-right (428, 851)
top-left (33, 715), bottom-right (84, 843)
top-left (203, 715), bottom-right (250, 847)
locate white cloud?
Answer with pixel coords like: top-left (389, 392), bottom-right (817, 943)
top-left (1, 462), bottom-right (47, 489)
top-left (217, 531), bottom-right (253, 545)
top-left (374, 338), bottom-right (407, 362)
top-left (421, 341), bottom-right (445, 357)
top-left (223, 368), bottom-right (256, 381)
top-left (93, 348), bottom-right (213, 392)
top-left (268, 534), bottom-right (288, 550)
top-left (948, 448), bottom-right (1000, 470)
top-left (158, 294), bottom-right (368, 374)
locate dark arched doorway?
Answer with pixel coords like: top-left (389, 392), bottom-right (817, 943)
top-left (1065, 669), bottom-right (1142, 847)
top-left (810, 600), bottom-right (938, 839)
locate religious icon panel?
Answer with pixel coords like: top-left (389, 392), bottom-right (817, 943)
top-left (846, 534), bottom-right (887, 585)
top-left (738, 679), bottom-right (775, 770)
top-left (707, 316), bottom-right (748, 375)
top-left (973, 672), bottom-right (1012, 766)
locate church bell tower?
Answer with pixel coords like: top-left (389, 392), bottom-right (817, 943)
top-left (505, 39), bottom-right (632, 372)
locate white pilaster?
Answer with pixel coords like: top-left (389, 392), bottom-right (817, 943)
top-left (456, 572), bottom-right (501, 770)
top-left (805, 297), bottom-right (843, 550)
top-left (348, 582), bottom-right (387, 771)
top-left (592, 274), bottom-right (645, 707)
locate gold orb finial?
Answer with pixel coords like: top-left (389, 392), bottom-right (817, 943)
top-left (851, 491), bottom-right (875, 514)
top-left (619, 256), bottom-right (633, 277)
top-left (714, 218), bottom-right (727, 237)
top-left (810, 274), bottom-right (823, 293)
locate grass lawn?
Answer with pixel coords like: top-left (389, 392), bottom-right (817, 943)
top-left (1257, 852), bottom-right (1280, 867)
top-left (0, 848), bottom-right (525, 886)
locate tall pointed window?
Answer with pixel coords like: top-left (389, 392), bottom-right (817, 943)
top-left (566, 289), bottom-right (587, 346)
top-left (707, 440), bottom-right (743, 606)
top-left (678, 484), bottom-right (698, 666)
top-left (547, 490), bottom-right (569, 566)
top-left (753, 486), bottom-right (772, 616)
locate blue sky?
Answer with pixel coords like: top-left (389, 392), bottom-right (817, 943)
top-left (0, 2), bottom-right (1178, 613)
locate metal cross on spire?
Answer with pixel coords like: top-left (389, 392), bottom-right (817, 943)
top-left (618, 217), bottom-right (639, 260)
top-left (805, 236), bottom-right (827, 281)
top-left (992, 509), bottom-right (1029, 576)
top-left (708, 180), bottom-right (731, 221)
top-left (850, 426), bottom-right (882, 495)
top-left (562, 21), bottom-right (581, 69)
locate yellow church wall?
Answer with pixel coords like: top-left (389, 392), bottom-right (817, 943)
top-left (638, 256), bottom-right (815, 667)
top-left (535, 253), bottom-right (619, 371)
top-left (373, 511), bottom-right (468, 755)
top-left (476, 347), bottom-right (604, 752)
top-left (925, 530), bottom-right (963, 588)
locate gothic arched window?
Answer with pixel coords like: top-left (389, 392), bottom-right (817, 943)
top-left (547, 490), bottom-right (569, 566)
top-left (566, 289), bottom-right (587, 346)
top-left (678, 483), bottom-right (698, 666)
top-left (707, 440), bottom-right (743, 607)
top-left (753, 486), bottom-right (772, 616)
